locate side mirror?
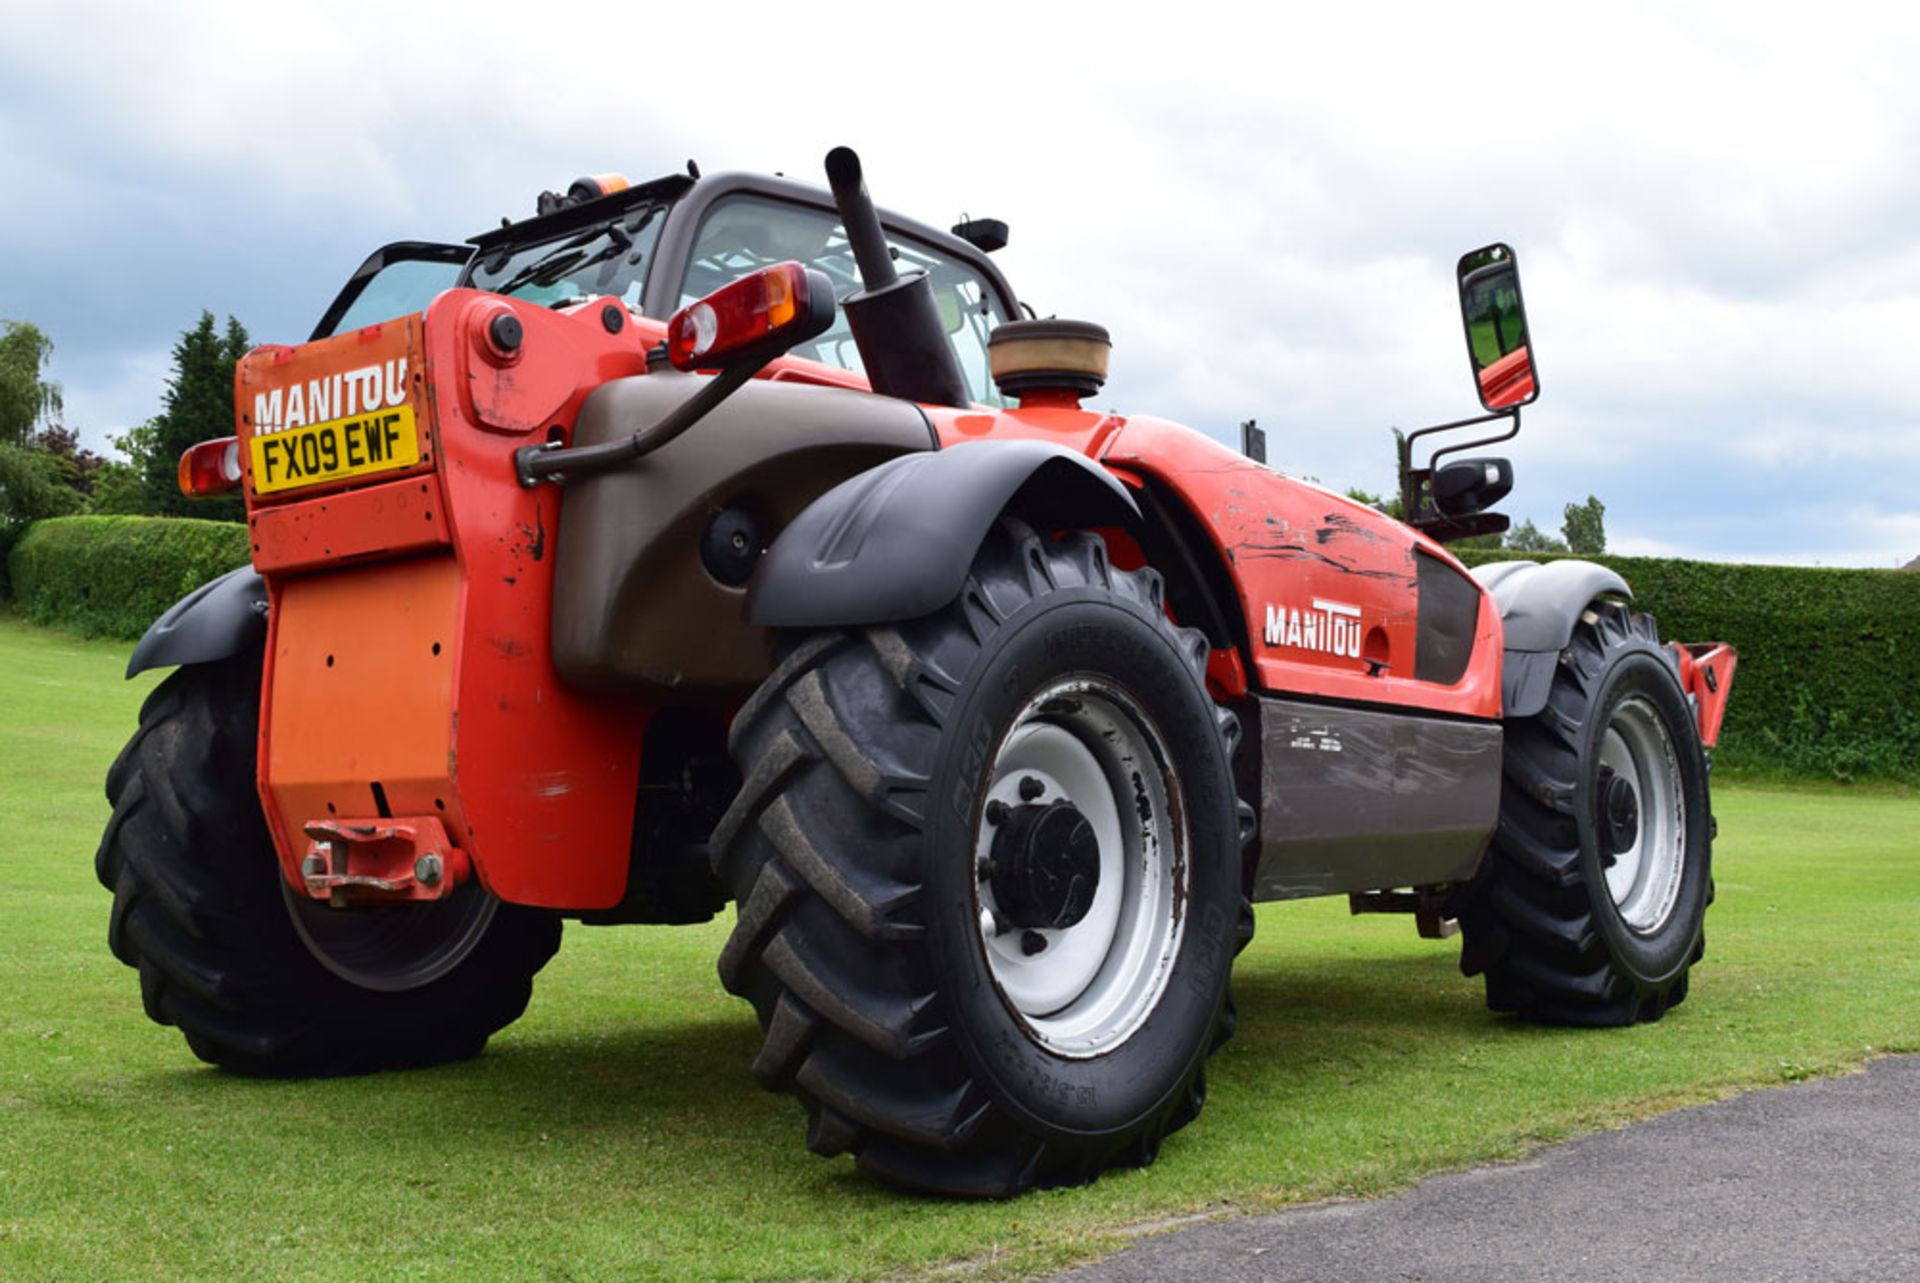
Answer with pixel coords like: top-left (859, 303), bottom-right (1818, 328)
top-left (1431, 456), bottom-right (1513, 518)
top-left (1457, 244), bottom-right (1537, 411)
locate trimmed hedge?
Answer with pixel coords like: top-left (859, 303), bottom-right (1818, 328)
top-left (6, 516), bottom-right (252, 641)
top-left (4, 515), bottom-right (1914, 782)
top-left (1459, 550), bottom-right (1920, 783)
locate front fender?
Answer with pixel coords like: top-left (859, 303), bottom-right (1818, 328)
top-left (1472, 558), bottom-right (1632, 718)
top-left (126, 566), bottom-right (268, 678)
top-left (746, 440), bottom-right (1139, 628)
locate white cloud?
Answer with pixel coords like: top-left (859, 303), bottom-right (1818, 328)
top-left (4, 0), bottom-right (1919, 564)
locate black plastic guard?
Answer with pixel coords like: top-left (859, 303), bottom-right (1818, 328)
top-left (1471, 558), bottom-right (1633, 718)
top-left (746, 440), bottom-right (1140, 629)
top-left (125, 566), bottom-right (268, 678)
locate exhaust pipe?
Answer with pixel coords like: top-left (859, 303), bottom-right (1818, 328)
top-left (824, 147), bottom-right (972, 408)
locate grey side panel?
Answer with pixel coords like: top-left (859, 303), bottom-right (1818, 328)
top-left (747, 440), bottom-right (1140, 629)
top-left (551, 372), bottom-right (938, 695)
top-left (1470, 558), bottom-right (1633, 718)
top-left (126, 567), bottom-right (268, 678)
top-left (1251, 698), bottom-right (1501, 902)
top-left (1470, 557), bottom-right (1631, 652)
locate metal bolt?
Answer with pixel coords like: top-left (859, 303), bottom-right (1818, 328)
top-left (300, 853), bottom-right (327, 879)
top-left (975, 855), bottom-right (996, 881)
top-left (1018, 776), bottom-right (1045, 802)
top-left (1020, 931), bottom-right (1048, 957)
top-left (414, 853), bottom-right (444, 887)
top-left (984, 799), bottom-right (1010, 826)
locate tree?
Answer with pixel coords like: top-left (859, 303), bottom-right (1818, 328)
top-left (0, 438), bottom-right (85, 579)
top-left (1562, 495), bottom-right (1607, 555)
top-left (0, 321), bottom-right (83, 566)
top-left (1505, 518), bottom-right (1569, 553)
top-left (34, 424), bottom-right (105, 498)
top-left (127, 312), bottom-right (251, 520)
top-left (0, 320), bottom-right (62, 446)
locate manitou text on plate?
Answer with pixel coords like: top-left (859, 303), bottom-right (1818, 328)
top-left (252, 360), bottom-right (409, 435)
top-left (1264, 598), bottom-right (1365, 658)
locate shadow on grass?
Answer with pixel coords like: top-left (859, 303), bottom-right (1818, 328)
top-left (113, 939), bottom-right (1580, 1183)
top-left (132, 1014), bottom-right (788, 1149)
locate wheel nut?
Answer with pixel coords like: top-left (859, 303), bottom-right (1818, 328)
top-left (414, 853), bottom-right (444, 887)
top-left (1018, 776), bottom-right (1045, 801)
top-left (1020, 930), bottom-right (1048, 957)
top-left (985, 799), bottom-right (1010, 826)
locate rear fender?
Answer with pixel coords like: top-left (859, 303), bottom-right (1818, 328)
top-left (1471, 559), bottom-right (1632, 718)
top-left (746, 440), bottom-right (1139, 628)
top-left (126, 567), bottom-right (268, 678)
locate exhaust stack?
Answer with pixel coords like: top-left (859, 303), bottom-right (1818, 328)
top-left (824, 147), bottom-right (972, 408)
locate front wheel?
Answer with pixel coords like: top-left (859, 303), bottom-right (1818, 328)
top-left (1456, 601), bottom-right (1713, 1025)
top-left (96, 653), bottom-right (561, 1075)
top-left (712, 520), bottom-right (1251, 1195)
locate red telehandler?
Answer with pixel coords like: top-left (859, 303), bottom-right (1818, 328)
top-left (100, 149), bottom-right (1735, 1195)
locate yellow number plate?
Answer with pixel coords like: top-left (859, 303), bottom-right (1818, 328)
top-left (250, 406), bottom-right (421, 494)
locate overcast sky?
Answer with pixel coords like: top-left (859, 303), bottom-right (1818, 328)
top-left (3, 1), bottom-right (1916, 566)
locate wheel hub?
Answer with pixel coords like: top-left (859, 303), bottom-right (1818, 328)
top-left (988, 798), bottom-right (1101, 930)
top-left (969, 678), bottom-right (1189, 1058)
top-left (1597, 767), bottom-right (1640, 863)
top-left (1597, 694), bottom-right (1688, 934)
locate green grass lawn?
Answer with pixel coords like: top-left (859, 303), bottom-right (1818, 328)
top-left (2, 611), bottom-right (1916, 1281)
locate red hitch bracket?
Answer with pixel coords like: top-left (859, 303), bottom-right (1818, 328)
top-left (1672, 643), bottom-right (1738, 748)
top-left (299, 817), bottom-right (471, 907)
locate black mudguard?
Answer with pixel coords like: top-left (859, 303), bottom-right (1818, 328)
top-left (1472, 558), bottom-right (1632, 718)
top-left (746, 440), bottom-right (1140, 629)
top-left (125, 566), bottom-right (268, 679)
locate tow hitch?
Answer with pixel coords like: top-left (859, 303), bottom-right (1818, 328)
top-left (299, 818), bottom-right (471, 907)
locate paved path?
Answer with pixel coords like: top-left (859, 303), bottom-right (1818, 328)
top-left (1051, 1056), bottom-right (1920, 1282)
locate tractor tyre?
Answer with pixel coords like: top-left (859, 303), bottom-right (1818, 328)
top-left (1456, 601), bottom-right (1712, 1026)
top-left (96, 651), bottom-right (561, 1075)
top-left (712, 519), bottom-right (1252, 1196)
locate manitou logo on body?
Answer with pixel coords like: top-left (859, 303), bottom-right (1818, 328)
top-left (1264, 598), bottom-right (1366, 659)
top-left (252, 359), bottom-right (409, 435)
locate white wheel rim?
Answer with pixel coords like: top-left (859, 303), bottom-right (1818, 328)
top-left (1597, 694), bottom-right (1686, 933)
top-left (971, 676), bottom-right (1189, 1059)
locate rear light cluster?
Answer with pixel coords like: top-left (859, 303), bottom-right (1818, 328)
top-left (178, 436), bottom-right (243, 497)
top-left (666, 261), bottom-right (832, 371)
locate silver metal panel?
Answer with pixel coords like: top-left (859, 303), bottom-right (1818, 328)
top-left (1251, 698), bottom-right (1502, 902)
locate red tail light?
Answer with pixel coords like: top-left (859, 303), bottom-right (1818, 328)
top-left (178, 436), bottom-right (243, 497)
top-left (666, 262), bottom-right (836, 371)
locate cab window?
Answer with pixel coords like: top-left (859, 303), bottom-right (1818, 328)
top-left (679, 195), bottom-right (1009, 406)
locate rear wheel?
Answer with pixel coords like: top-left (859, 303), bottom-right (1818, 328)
top-left (96, 653), bottom-right (560, 1075)
top-left (712, 520), bottom-right (1252, 1195)
top-left (1456, 601), bottom-right (1712, 1025)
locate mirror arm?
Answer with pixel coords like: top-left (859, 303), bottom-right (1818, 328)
top-left (1428, 406), bottom-right (1520, 470)
top-left (1398, 407), bottom-right (1521, 523)
top-left (514, 358), bottom-right (765, 487)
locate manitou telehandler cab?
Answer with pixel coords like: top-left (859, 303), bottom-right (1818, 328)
top-left (101, 148), bottom-right (1735, 1196)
